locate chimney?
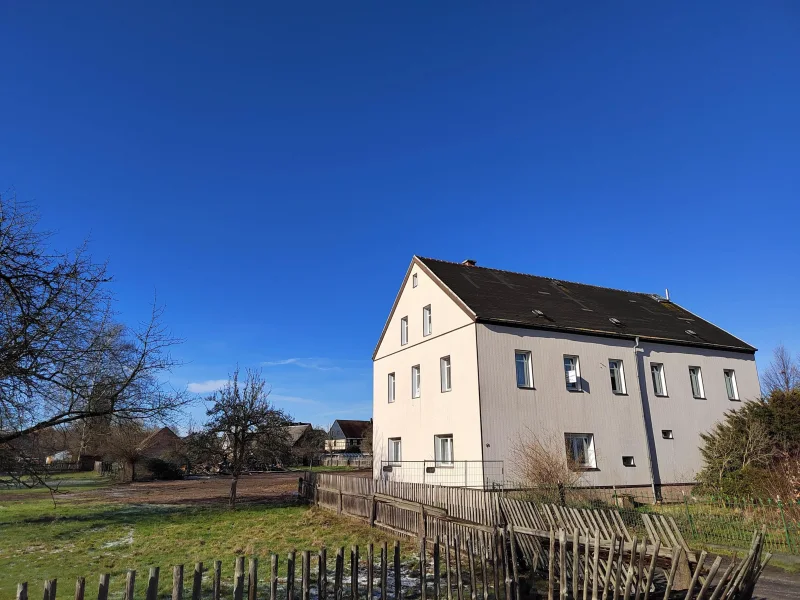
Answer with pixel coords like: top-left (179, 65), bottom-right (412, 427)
top-left (665, 288), bottom-right (670, 301)
top-left (462, 259), bottom-right (477, 266)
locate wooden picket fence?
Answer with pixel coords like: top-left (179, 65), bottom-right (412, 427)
top-left (299, 474), bottom-right (771, 599)
top-left (12, 527), bottom-right (771, 600)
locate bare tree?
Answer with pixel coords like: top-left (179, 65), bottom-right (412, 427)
top-left (103, 421), bottom-right (151, 482)
top-left (0, 197), bottom-right (186, 487)
top-left (761, 344), bottom-right (800, 395)
top-left (203, 368), bottom-right (290, 508)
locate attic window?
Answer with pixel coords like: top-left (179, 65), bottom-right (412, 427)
top-left (412, 274), bottom-right (418, 288)
top-left (609, 318), bottom-right (622, 326)
top-left (532, 309), bottom-right (545, 317)
top-left (685, 329), bottom-right (697, 336)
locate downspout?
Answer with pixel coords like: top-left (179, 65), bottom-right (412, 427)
top-left (633, 336), bottom-right (658, 502)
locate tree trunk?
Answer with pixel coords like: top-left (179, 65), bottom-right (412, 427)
top-left (229, 475), bottom-right (238, 509)
top-left (130, 460), bottom-right (137, 482)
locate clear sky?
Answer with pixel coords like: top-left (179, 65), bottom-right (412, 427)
top-left (1, 2), bottom-right (798, 428)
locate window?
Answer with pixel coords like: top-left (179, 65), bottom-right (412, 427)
top-left (651, 363), bottom-right (667, 396)
top-left (563, 355), bottom-right (581, 391)
top-left (515, 351), bottom-right (533, 388)
top-left (565, 433), bottom-right (596, 469)
top-left (400, 317), bottom-right (408, 346)
top-left (608, 359), bottom-right (626, 394)
top-left (411, 365), bottom-right (421, 398)
top-left (388, 438), bottom-right (402, 464)
top-left (387, 373), bottom-right (396, 403)
top-left (434, 434), bottom-right (454, 466)
top-left (622, 456), bottom-right (635, 467)
top-left (423, 305), bottom-right (432, 336)
top-left (724, 370), bottom-right (739, 401)
top-left (440, 356), bottom-right (452, 392)
top-left (412, 273), bottom-right (418, 288)
top-left (689, 367), bottom-right (705, 399)
top-left (662, 430), bottom-right (674, 440)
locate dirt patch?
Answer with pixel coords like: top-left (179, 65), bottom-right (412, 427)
top-left (0, 471), bottom-right (371, 506)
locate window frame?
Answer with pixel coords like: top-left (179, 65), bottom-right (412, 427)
top-left (412, 273), bottom-right (418, 288)
top-left (563, 355), bottom-right (582, 392)
top-left (423, 305), bottom-right (432, 337)
top-left (564, 433), bottom-right (596, 470)
top-left (515, 350), bottom-right (533, 389)
top-left (689, 366), bottom-right (705, 399)
top-left (608, 359), bottom-right (627, 395)
top-left (387, 372), bottom-right (396, 403)
top-left (411, 365), bottom-right (421, 399)
top-left (723, 369), bottom-right (739, 401)
top-left (434, 434), bottom-right (454, 467)
top-left (388, 438), bottom-right (402, 465)
top-left (650, 363), bottom-right (668, 397)
top-left (440, 356), bottom-right (452, 393)
top-left (400, 317), bottom-right (408, 346)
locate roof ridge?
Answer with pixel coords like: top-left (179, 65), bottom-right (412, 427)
top-left (416, 256), bottom-right (662, 299)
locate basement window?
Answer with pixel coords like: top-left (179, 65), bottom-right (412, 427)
top-left (662, 430), bottom-right (674, 440)
top-left (622, 456), bottom-right (635, 467)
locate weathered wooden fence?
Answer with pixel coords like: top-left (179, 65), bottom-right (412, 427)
top-left (13, 529), bottom-right (771, 600)
top-left (299, 474), bottom-right (771, 599)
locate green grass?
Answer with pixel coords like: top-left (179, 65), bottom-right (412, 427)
top-left (0, 494), bottom-right (399, 598)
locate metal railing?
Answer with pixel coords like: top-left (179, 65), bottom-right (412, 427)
top-left (379, 460), bottom-right (504, 489)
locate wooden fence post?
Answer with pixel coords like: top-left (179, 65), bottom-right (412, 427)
top-left (213, 562), bottom-right (221, 600)
top-left (367, 544), bottom-right (374, 600)
top-left (317, 549), bottom-right (327, 600)
top-left (98, 574), bottom-right (110, 600)
top-left (302, 551), bottom-right (310, 600)
top-left (17, 583), bottom-right (28, 600)
top-left (192, 563), bottom-right (202, 600)
top-left (125, 570), bottom-right (136, 600)
top-left (234, 558), bottom-right (245, 600)
top-left (433, 536), bottom-right (441, 600)
top-left (271, 554), bottom-right (279, 600)
top-left (75, 578), bottom-right (86, 600)
top-left (381, 542), bottom-right (388, 600)
top-left (455, 535), bottom-right (464, 600)
top-left (420, 537), bottom-right (427, 600)
top-left (288, 551), bottom-right (296, 600)
top-left (394, 541), bottom-right (402, 600)
top-left (248, 559), bottom-right (258, 600)
top-left (146, 568), bottom-right (159, 600)
top-left (44, 579), bottom-right (57, 600)
top-left (172, 566), bottom-right (184, 600)
top-left (350, 547), bottom-right (358, 600)
top-left (467, 538), bottom-right (477, 600)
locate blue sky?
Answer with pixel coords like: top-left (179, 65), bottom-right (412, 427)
top-left (1, 2), bottom-right (798, 428)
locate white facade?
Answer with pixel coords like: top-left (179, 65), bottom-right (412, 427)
top-left (372, 258), bottom-right (760, 493)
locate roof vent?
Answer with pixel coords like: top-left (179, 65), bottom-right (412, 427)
top-left (609, 317), bottom-right (622, 326)
top-left (532, 309), bottom-right (545, 317)
top-left (461, 259), bottom-right (477, 266)
top-left (685, 329), bottom-right (697, 336)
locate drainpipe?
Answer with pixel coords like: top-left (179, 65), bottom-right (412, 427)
top-left (633, 336), bottom-right (658, 502)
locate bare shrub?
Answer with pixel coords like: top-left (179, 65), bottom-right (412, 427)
top-left (511, 430), bottom-right (588, 505)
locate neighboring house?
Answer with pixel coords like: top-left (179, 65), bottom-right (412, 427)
top-left (284, 423), bottom-right (314, 448)
top-left (372, 257), bottom-right (759, 496)
top-left (138, 427), bottom-right (182, 461)
top-left (325, 420), bottom-right (372, 452)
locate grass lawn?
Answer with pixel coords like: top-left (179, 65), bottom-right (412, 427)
top-left (0, 480), bottom-right (400, 598)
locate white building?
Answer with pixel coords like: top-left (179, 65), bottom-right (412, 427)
top-left (372, 257), bottom-right (759, 497)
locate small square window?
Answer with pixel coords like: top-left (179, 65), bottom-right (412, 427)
top-left (689, 367), bottom-right (705, 399)
top-left (564, 433), bottom-right (596, 469)
top-left (412, 273), bottom-right (418, 288)
top-left (387, 373), bottom-right (395, 403)
top-left (400, 317), bottom-right (408, 346)
top-left (434, 434), bottom-right (454, 466)
top-left (423, 305), bottom-right (432, 336)
top-left (564, 355), bottom-right (582, 391)
top-left (515, 351), bottom-right (533, 388)
top-left (662, 430), bottom-right (674, 439)
top-left (622, 456), bottom-right (635, 467)
top-left (608, 359), bottom-right (626, 394)
top-left (724, 369), bottom-right (739, 401)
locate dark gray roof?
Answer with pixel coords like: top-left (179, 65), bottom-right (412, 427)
top-left (418, 257), bottom-right (755, 353)
top-left (332, 420), bottom-right (371, 439)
